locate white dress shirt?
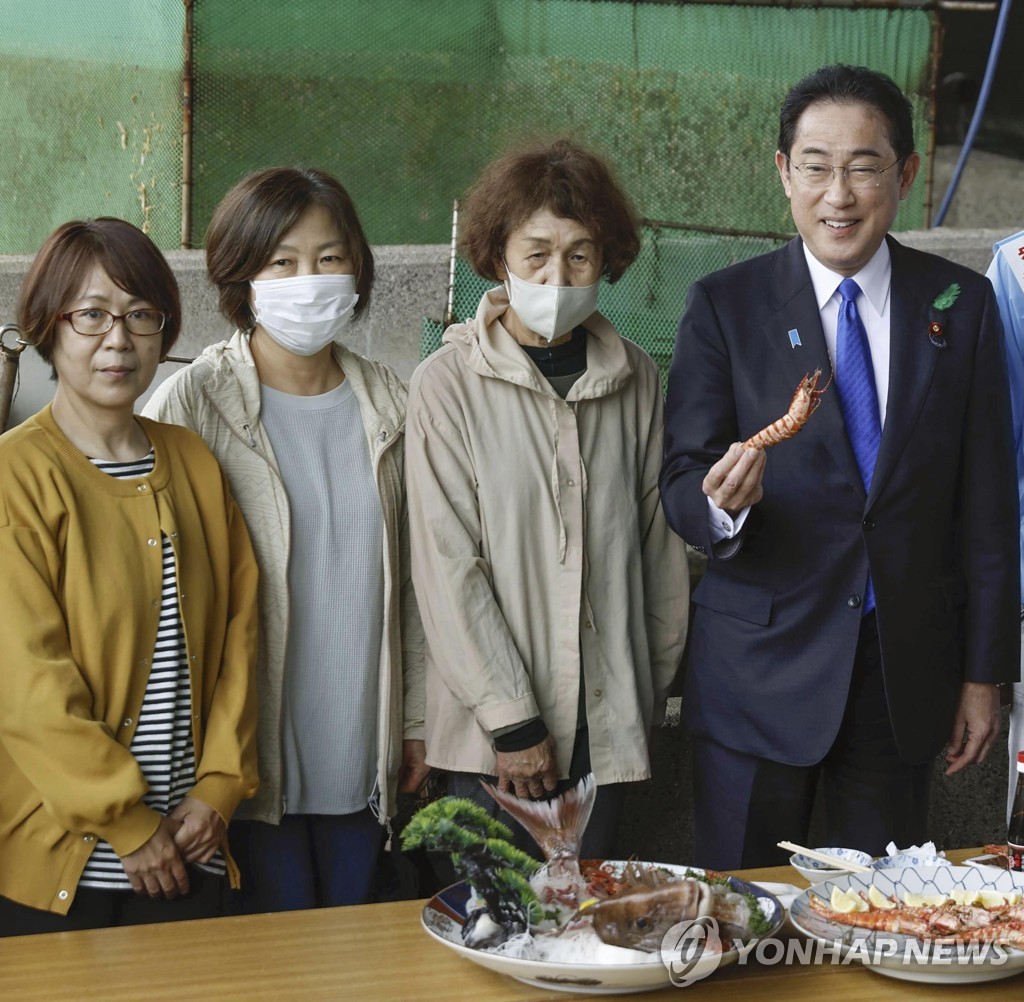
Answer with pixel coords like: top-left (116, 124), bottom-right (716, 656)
top-left (708, 241), bottom-right (892, 542)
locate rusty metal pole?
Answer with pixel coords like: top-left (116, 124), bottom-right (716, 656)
top-left (924, 10), bottom-right (944, 226)
top-left (0, 325), bottom-right (27, 433)
top-left (181, 0), bottom-right (195, 248)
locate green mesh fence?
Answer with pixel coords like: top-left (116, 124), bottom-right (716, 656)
top-left (0, 1), bottom-right (936, 254)
top-left (193, 0), bottom-right (935, 247)
top-left (0, 0), bottom-right (183, 252)
top-left (421, 222), bottom-right (786, 385)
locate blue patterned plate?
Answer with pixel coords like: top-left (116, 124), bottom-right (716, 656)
top-left (789, 865), bottom-right (1024, 984)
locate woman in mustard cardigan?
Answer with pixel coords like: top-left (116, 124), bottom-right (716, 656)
top-left (0, 218), bottom-right (259, 936)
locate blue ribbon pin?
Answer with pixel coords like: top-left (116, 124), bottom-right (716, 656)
top-left (788, 328), bottom-right (801, 348)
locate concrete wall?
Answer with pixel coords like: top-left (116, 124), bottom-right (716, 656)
top-left (1, 228), bottom-right (1017, 867)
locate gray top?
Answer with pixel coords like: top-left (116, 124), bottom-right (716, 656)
top-left (261, 380), bottom-right (383, 815)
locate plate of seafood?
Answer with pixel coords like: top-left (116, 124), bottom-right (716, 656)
top-left (789, 865), bottom-right (1024, 984)
top-left (421, 863), bottom-right (782, 994)
top-left (407, 776), bottom-right (784, 994)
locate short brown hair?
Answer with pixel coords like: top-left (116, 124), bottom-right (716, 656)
top-left (460, 139), bottom-right (640, 283)
top-left (205, 166), bottom-right (375, 329)
top-left (17, 217), bottom-right (181, 370)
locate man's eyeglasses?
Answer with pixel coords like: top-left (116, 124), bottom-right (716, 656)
top-left (788, 159), bottom-right (900, 189)
top-left (59, 308), bottom-right (168, 337)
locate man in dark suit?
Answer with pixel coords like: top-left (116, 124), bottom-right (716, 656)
top-left (659, 64), bottom-right (1019, 868)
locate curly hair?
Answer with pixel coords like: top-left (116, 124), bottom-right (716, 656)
top-left (460, 139), bottom-right (640, 283)
top-left (18, 217), bottom-right (181, 373)
top-left (205, 166), bottom-right (374, 330)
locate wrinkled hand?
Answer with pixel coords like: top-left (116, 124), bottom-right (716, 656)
top-left (944, 682), bottom-right (1001, 776)
top-left (120, 815), bottom-right (189, 898)
top-left (496, 734), bottom-right (558, 799)
top-left (398, 739), bottom-right (431, 794)
top-left (169, 796), bottom-right (226, 865)
top-left (702, 443), bottom-right (766, 516)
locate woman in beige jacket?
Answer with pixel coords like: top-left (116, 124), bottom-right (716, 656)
top-left (145, 168), bottom-right (425, 912)
top-left (406, 140), bottom-right (689, 857)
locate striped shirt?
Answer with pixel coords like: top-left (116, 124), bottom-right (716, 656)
top-left (79, 452), bottom-right (224, 890)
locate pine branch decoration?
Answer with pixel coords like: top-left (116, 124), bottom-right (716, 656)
top-left (401, 796), bottom-right (544, 941)
top-left (931, 283), bottom-right (961, 311)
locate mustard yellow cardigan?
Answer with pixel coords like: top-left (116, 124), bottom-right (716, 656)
top-left (0, 406), bottom-right (259, 914)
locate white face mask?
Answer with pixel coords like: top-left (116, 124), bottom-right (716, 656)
top-left (504, 267), bottom-right (599, 342)
top-left (250, 273), bottom-right (359, 356)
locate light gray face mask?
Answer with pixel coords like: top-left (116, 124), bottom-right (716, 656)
top-left (504, 267), bottom-right (599, 342)
top-left (250, 273), bottom-right (359, 356)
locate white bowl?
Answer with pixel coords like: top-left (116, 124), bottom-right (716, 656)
top-left (871, 851), bottom-right (950, 870)
top-left (789, 847), bottom-right (873, 884)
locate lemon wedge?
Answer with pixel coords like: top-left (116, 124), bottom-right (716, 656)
top-left (868, 885), bottom-right (897, 910)
top-left (950, 888), bottom-right (979, 906)
top-left (977, 890), bottom-right (1009, 909)
top-left (830, 886), bottom-right (868, 913)
top-left (902, 891), bottom-right (949, 908)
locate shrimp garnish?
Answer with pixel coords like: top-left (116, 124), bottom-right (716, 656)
top-left (808, 893), bottom-right (1024, 948)
top-left (744, 369), bottom-right (829, 450)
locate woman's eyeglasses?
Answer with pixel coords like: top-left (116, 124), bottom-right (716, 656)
top-left (59, 308), bottom-right (168, 337)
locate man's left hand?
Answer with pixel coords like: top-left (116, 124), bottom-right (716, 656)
top-left (398, 739), bottom-right (431, 794)
top-left (944, 682), bottom-right (1001, 776)
top-left (169, 796), bottom-right (227, 864)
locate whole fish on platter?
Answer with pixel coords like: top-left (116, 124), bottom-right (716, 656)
top-left (404, 775), bottom-right (773, 958)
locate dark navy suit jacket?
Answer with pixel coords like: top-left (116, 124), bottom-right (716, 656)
top-left (660, 235), bottom-right (1019, 766)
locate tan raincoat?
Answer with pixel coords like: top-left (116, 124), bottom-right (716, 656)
top-left (406, 287), bottom-right (689, 783)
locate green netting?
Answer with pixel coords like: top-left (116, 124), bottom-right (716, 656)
top-left (0, 0), bottom-right (183, 252)
top-left (193, 0), bottom-right (935, 247)
top-left (421, 223), bottom-right (786, 387)
top-left (0, 1), bottom-right (936, 254)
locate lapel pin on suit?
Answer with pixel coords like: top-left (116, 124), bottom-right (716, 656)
top-left (788, 328), bottom-right (802, 348)
top-left (928, 283), bottom-right (961, 349)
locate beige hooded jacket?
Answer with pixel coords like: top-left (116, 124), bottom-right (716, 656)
top-left (143, 331), bottom-right (424, 826)
top-left (406, 287), bottom-right (689, 783)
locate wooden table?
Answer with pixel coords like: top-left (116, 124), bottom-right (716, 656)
top-left (2, 848), bottom-right (1020, 1000)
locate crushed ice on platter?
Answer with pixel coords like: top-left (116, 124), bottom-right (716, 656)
top-left (493, 927), bottom-right (653, 964)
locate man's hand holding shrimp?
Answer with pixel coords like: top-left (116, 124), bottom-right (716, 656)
top-left (703, 443), bottom-right (765, 516)
top-left (496, 734), bottom-right (558, 799)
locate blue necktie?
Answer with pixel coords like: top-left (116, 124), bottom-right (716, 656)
top-left (835, 278), bottom-right (881, 613)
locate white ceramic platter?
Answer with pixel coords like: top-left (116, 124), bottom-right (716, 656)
top-left (789, 865), bottom-right (1024, 984)
top-left (421, 860), bottom-right (784, 995)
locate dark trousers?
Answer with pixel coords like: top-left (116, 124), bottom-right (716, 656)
top-left (447, 726), bottom-right (628, 861)
top-left (229, 808), bottom-right (383, 914)
top-left (692, 612), bottom-right (932, 869)
top-left (0, 868), bottom-right (223, 938)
